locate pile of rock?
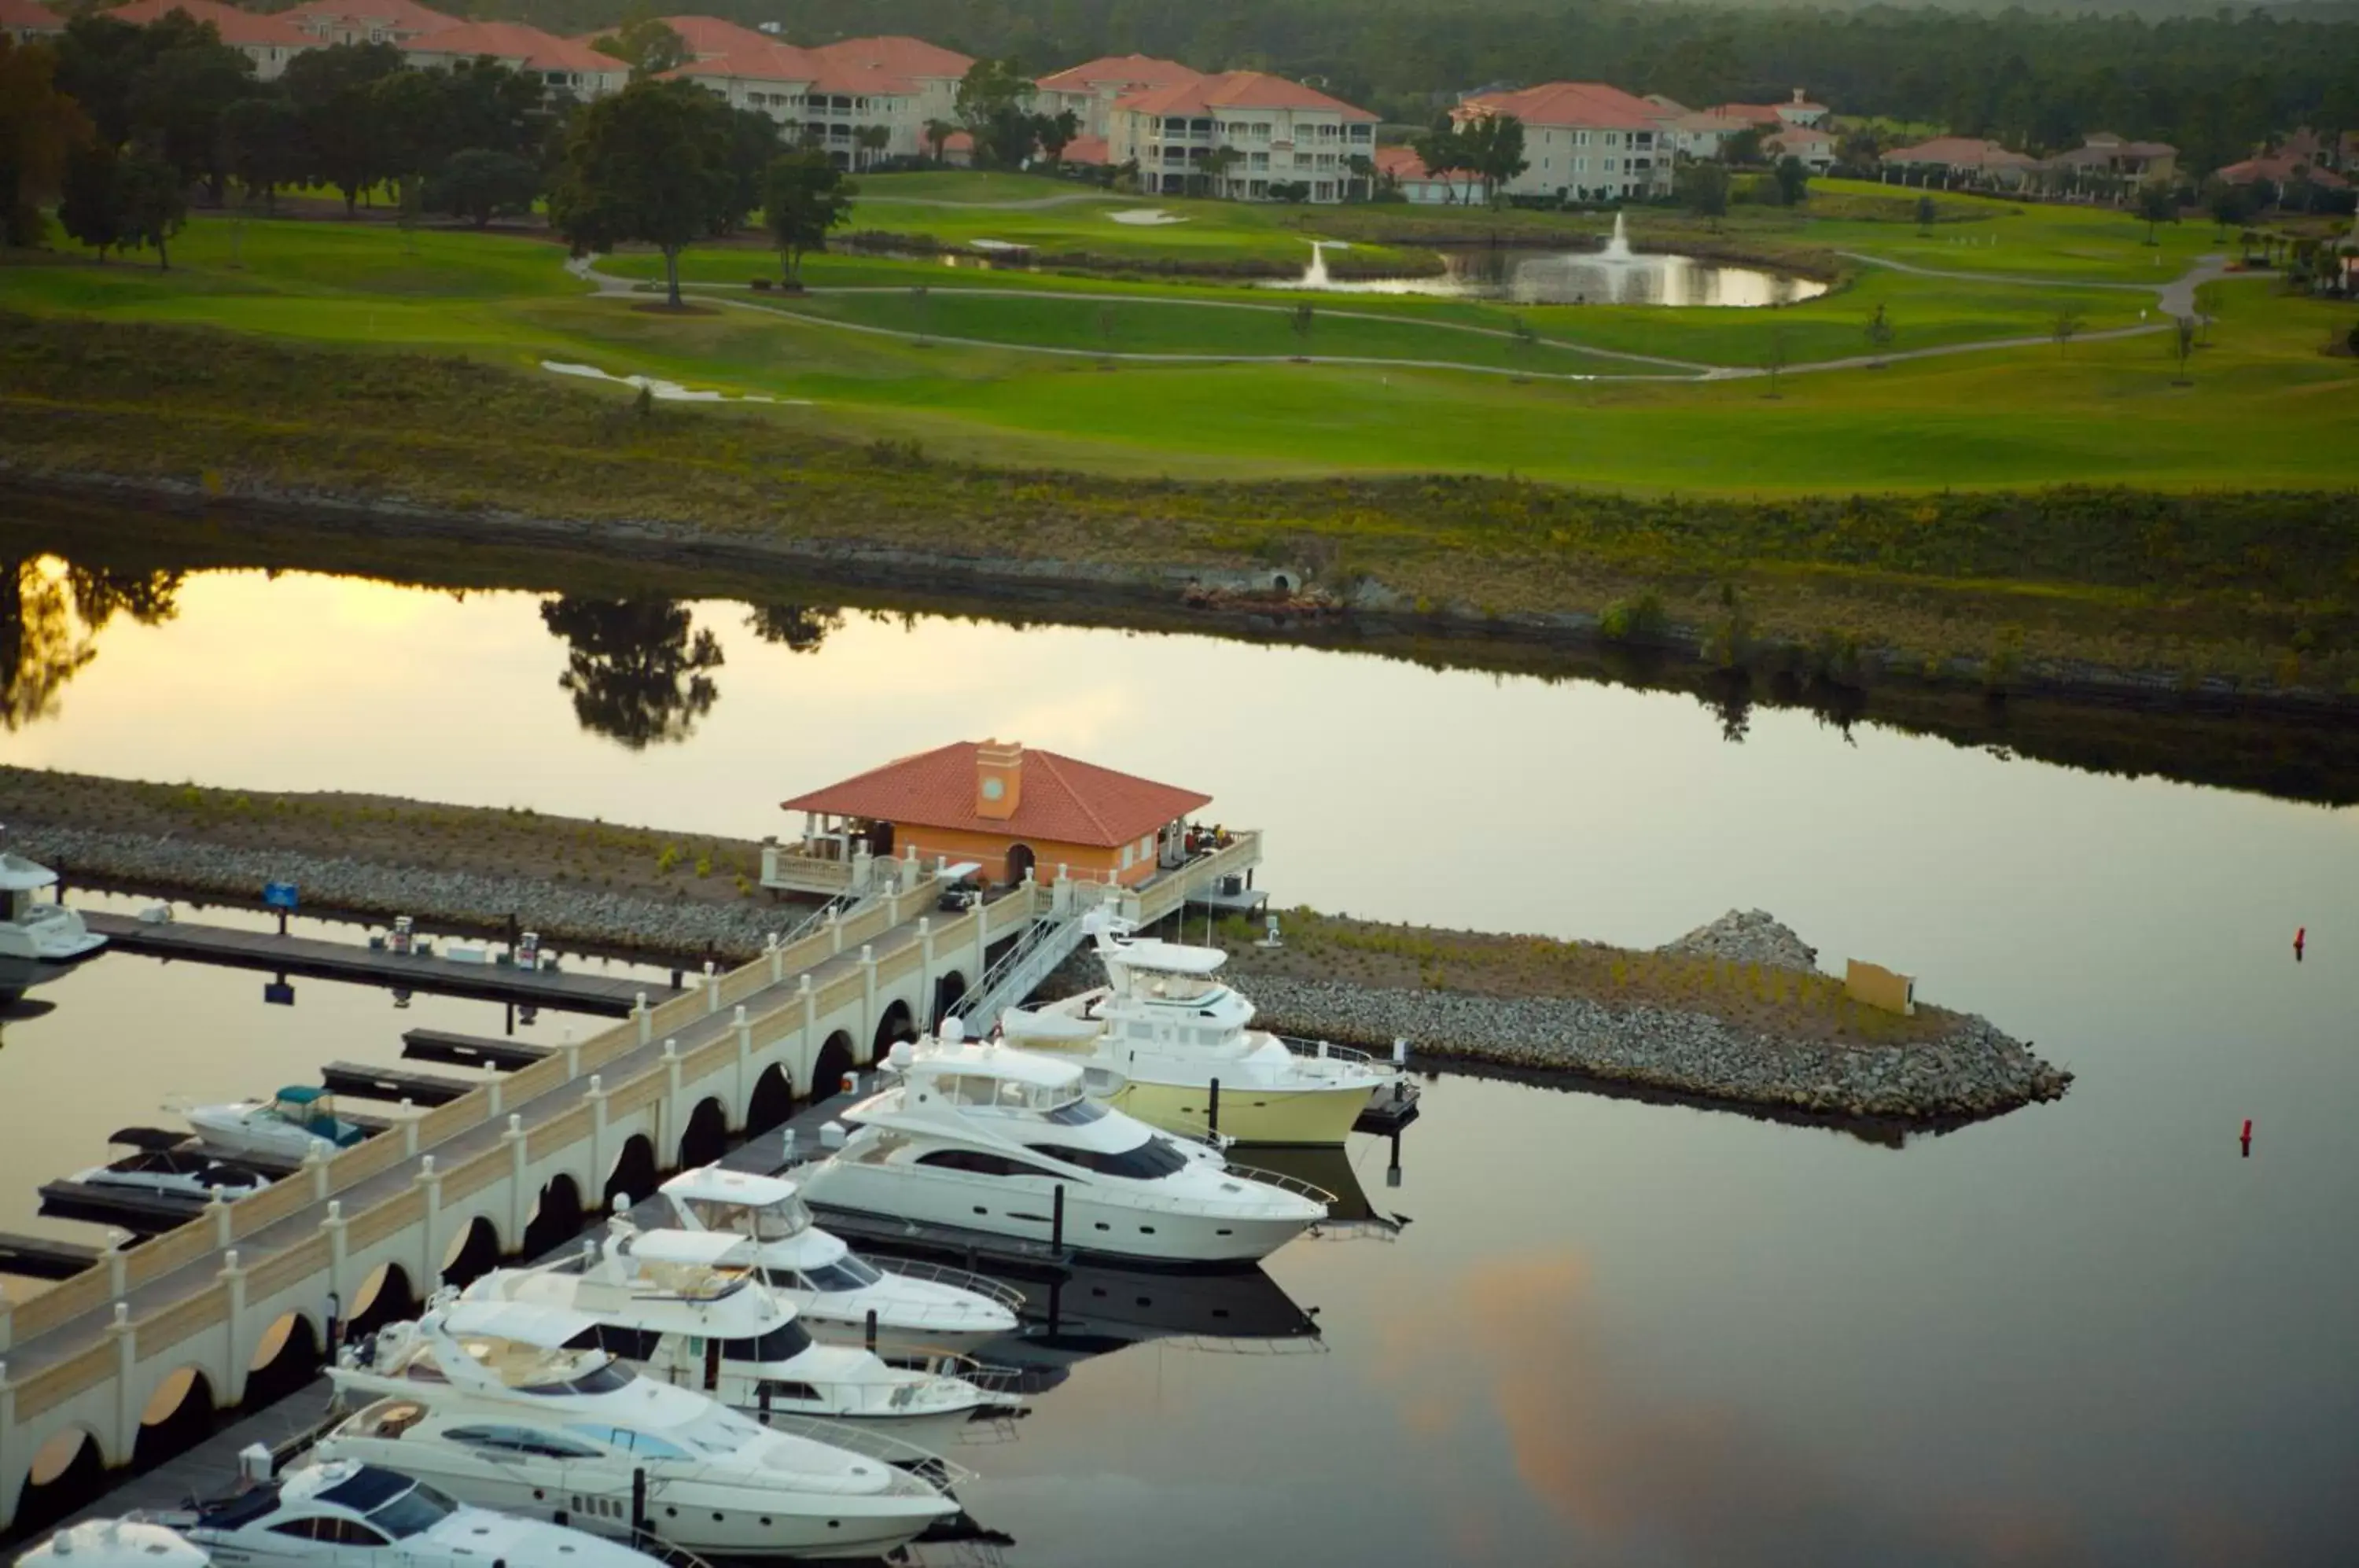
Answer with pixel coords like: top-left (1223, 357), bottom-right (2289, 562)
top-left (13, 824), bottom-right (780, 962)
top-left (1659, 908), bottom-right (1820, 971)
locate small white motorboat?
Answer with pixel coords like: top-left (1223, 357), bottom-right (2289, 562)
top-left (180, 1086), bottom-right (369, 1163)
top-left (0, 848), bottom-right (106, 995)
top-left (74, 1143), bottom-right (272, 1202)
top-left (659, 1165), bottom-right (1025, 1354)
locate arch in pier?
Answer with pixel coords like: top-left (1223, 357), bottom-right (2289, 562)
top-left (602, 1133), bottom-right (659, 1213)
top-left (521, 1174), bottom-right (587, 1259)
top-left (931, 970), bottom-right (970, 1033)
top-left (815, 1029), bottom-right (856, 1099)
top-left (679, 1097), bottom-right (727, 1171)
top-left (871, 1002), bottom-right (915, 1060)
top-left (440, 1213), bottom-right (503, 1288)
top-left (245, 1311), bottom-right (322, 1405)
top-left (347, 1261), bottom-right (417, 1336)
top-left (1003, 844), bottom-right (1036, 887)
top-left (745, 1063), bottom-right (793, 1135)
top-left (134, 1366), bottom-right (219, 1469)
top-left (13, 1426), bottom-right (109, 1537)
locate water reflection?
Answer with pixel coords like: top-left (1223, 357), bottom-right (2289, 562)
top-left (745, 603), bottom-right (845, 653)
top-left (1275, 242), bottom-right (1829, 307)
top-left (538, 596), bottom-right (725, 750)
top-left (2, 557), bottom-right (184, 730)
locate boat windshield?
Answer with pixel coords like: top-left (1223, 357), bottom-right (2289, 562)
top-left (326, 1474), bottom-right (455, 1540)
top-left (799, 1256), bottom-right (883, 1292)
top-left (679, 1194), bottom-right (811, 1242)
top-left (514, 1360), bottom-right (635, 1397)
top-left (1029, 1136), bottom-right (1191, 1180)
top-left (929, 1070), bottom-right (1088, 1117)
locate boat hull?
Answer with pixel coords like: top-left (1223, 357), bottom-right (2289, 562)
top-left (308, 1434), bottom-right (946, 1560)
top-left (1110, 1076), bottom-right (1371, 1146)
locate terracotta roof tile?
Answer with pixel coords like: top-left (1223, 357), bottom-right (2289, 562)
top-left (665, 42), bottom-right (819, 85)
top-left (0, 0), bottom-right (64, 30)
top-left (105, 0), bottom-right (313, 48)
top-left (1036, 53), bottom-right (1199, 94)
top-left (279, 0), bottom-right (457, 35)
top-left (1881, 136), bottom-right (2035, 169)
top-left (1460, 82), bottom-right (1661, 131)
top-left (781, 742), bottom-right (1212, 849)
top-left (811, 33), bottom-right (970, 79)
top-left (407, 20), bottom-right (622, 75)
top-left (1113, 68), bottom-right (1373, 120)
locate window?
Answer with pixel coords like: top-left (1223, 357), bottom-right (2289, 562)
top-left (760, 1379), bottom-right (821, 1401)
top-left (269, 1519), bottom-right (329, 1541)
top-left (1043, 1097), bottom-right (1108, 1125)
top-left (568, 1425), bottom-right (693, 1460)
top-left (575, 1323), bottom-right (661, 1360)
top-left (917, 1149), bottom-right (1060, 1179)
top-left (1028, 1136), bottom-right (1189, 1180)
top-left (800, 1256), bottom-right (884, 1291)
top-left (363, 1483), bottom-right (456, 1539)
top-left (721, 1320), bottom-right (816, 1362)
top-left (444, 1426), bottom-right (604, 1459)
top-left (331, 1520), bottom-right (392, 1547)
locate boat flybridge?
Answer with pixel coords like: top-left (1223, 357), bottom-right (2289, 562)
top-left (13, 1518), bottom-right (209, 1568)
top-left (464, 1224), bottom-right (1024, 1452)
top-left (178, 1087), bottom-right (369, 1164)
top-left (658, 1165), bottom-right (1025, 1354)
top-left (317, 1297), bottom-right (959, 1560)
top-left (0, 847), bottom-right (106, 988)
top-left (996, 911), bottom-right (1404, 1146)
top-left (793, 1024), bottom-right (1334, 1267)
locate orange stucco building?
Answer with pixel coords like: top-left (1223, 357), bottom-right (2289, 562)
top-left (778, 740), bottom-right (1213, 888)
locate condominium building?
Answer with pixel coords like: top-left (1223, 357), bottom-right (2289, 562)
top-left (1106, 71), bottom-right (1377, 202)
top-left (1453, 82), bottom-right (1671, 201)
top-left (1033, 53), bottom-right (1201, 138)
top-left (404, 21), bottom-right (629, 98)
top-left (279, 0), bottom-right (458, 47)
top-left (662, 31), bottom-right (968, 166)
top-left (810, 35), bottom-right (971, 131)
top-left (105, 0), bottom-right (316, 78)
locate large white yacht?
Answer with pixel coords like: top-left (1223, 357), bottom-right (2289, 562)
top-left (464, 1225), bottom-right (1021, 1452)
top-left (792, 1028), bottom-right (1332, 1267)
top-left (167, 1458), bottom-right (665, 1568)
top-left (315, 1298), bottom-right (959, 1560)
top-left (659, 1165), bottom-right (1025, 1354)
top-left (0, 848), bottom-right (106, 989)
top-left (13, 1519), bottom-right (208, 1568)
top-left (998, 913), bottom-right (1403, 1146)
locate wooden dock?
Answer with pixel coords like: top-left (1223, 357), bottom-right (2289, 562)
top-left (399, 1029), bottom-right (551, 1073)
top-left (37, 1180), bottom-right (208, 1235)
top-left (81, 913), bottom-right (679, 1016)
top-left (318, 1061), bottom-right (477, 1107)
top-left (0, 1233), bottom-right (103, 1281)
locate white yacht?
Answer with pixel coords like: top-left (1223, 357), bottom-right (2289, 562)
top-left (179, 1086), bottom-right (370, 1163)
top-left (998, 913), bottom-right (1403, 1146)
top-left (166, 1458), bottom-right (664, 1568)
top-left (0, 848), bottom-right (106, 978)
top-left (659, 1165), bottom-right (1025, 1354)
top-left (465, 1226), bottom-right (1022, 1452)
top-left (792, 1029), bottom-right (1333, 1267)
top-left (13, 1519), bottom-right (208, 1568)
top-left (316, 1298), bottom-right (959, 1560)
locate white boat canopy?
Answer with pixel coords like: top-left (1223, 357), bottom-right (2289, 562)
top-left (998, 1007), bottom-right (1102, 1041)
top-left (437, 1300), bottom-right (600, 1348)
top-left (1104, 937), bottom-right (1227, 976)
top-left (622, 1228), bottom-right (757, 1268)
top-left (913, 1040), bottom-right (1086, 1088)
top-left (661, 1165), bottom-right (801, 1207)
top-left (0, 851), bottom-right (61, 893)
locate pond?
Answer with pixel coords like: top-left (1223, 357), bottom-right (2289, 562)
top-left (1271, 216), bottom-right (1830, 307)
top-left (2, 539), bottom-right (2354, 1564)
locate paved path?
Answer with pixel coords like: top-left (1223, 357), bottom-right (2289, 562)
top-left (1839, 249), bottom-right (2229, 316)
top-left (860, 190), bottom-right (1128, 211)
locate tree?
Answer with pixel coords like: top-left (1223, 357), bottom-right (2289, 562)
top-left (219, 94), bottom-right (300, 209)
top-left (538, 596), bottom-right (723, 750)
top-left (0, 36), bottom-right (90, 248)
top-left (1412, 114), bottom-right (1468, 203)
top-left (1677, 160), bottom-right (1729, 223)
top-left (1272, 179), bottom-right (1312, 203)
top-left (57, 140), bottom-right (125, 259)
top-left (2134, 179), bottom-right (2178, 245)
top-left (1198, 144), bottom-right (1242, 197)
top-left (549, 79), bottom-right (737, 309)
top-left (2204, 178), bottom-right (2247, 239)
top-left (1036, 107), bottom-right (1078, 171)
top-left (1457, 112), bottom-right (1527, 205)
top-left (763, 148), bottom-right (856, 283)
top-left (1914, 193), bottom-right (1938, 234)
top-left (424, 148), bottom-right (540, 227)
top-left (591, 6), bottom-right (688, 80)
top-left (1289, 300), bottom-right (1314, 354)
top-left (2050, 307), bottom-right (2083, 357)
top-left (1345, 151), bottom-right (1375, 201)
top-left (125, 31), bottom-right (259, 203)
top-left (115, 152), bottom-right (186, 269)
top-left (2, 558), bottom-right (181, 731)
top-left (1723, 126), bottom-right (1764, 166)
top-left (2169, 313), bottom-right (2197, 383)
top-left (719, 105), bottom-right (779, 230)
top-left (282, 43), bottom-right (407, 216)
top-left (745, 605), bottom-right (842, 652)
top-left (922, 118), bottom-right (957, 163)
top-left (1772, 153), bottom-right (1809, 207)
top-left (955, 57), bottom-right (1041, 169)
top-left (1863, 302), bottom-right (1895, 366)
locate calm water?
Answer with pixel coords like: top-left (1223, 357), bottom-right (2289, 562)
top-left (4, 555), bottom-right (2357, 1563)
top-left (1276, 241), bottom-right (1830, 307)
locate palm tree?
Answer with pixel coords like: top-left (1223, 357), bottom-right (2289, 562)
top-left (853, 124), bottom-right (891, 171)
top-left (1344, 153), bottom-right (1375, 202)
top-left (923, 118), bottom-right (958, 164)
top-left (1201, 145), bottom-right (1243, 199)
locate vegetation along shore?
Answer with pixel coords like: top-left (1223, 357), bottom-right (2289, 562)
top-left (0, 767), bottom-right (2070, 1125)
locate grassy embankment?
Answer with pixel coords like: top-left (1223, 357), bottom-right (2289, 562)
top-left (2, 175), bottom-right (2355, 691)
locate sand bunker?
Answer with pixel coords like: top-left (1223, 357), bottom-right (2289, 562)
top-left (1109, 208), bottom-right (1188, 226)
top-left (541, 362), bottom-right (808, 405)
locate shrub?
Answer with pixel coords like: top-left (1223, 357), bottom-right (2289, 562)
top-left (1599, 592), bottom-right (1669, 642)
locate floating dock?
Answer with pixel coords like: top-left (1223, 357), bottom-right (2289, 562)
top-left (399, 1029), bottom-right (551, 1072)
top-left (318, 1060), bottom-right (477, 1107)
top-left (80, 912), bottom-right (677, 1015)
top-left (37, 1180), bottom-right (208, 1235)
top-left (0, 1233), bottom-right (104, 1281)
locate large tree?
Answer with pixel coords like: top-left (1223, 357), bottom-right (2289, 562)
top-left (955, 57), bottom-right (1043, 168)
top-left (115, 152), bottom-right (187, 268)
top-left (0, 36), bottom-right (90, 248)
top-left (424, 147), bottom-right (540, 227)
top-left (281, 42), bottom-right (406, 216)
top-left (57, 140), bottom-right (126, 259)
top-left (590, 3), bottom-right (688, 80)
top-left (764, 148), bottom-right (856, 283)
top-left (549, 79), bottom-right (738, 308)
top-left (2134, 178), bottom-right (2179, 244)
top-left (1411, 114), bottom-right (1470, 203)
top-left (219, 93), bottom-right (301, 209)
top-left (1677, 160), bottom-right (1729, 220)
top-left (1459, 113), bottom-right (1527, 204)
top-left (125, 31), bottom-right (257, 202)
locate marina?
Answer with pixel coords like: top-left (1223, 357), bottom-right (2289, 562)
top-left (0, 563), bottom-right (2353, 1567)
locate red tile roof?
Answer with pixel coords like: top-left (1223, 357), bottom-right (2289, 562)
top-left (407, 19), bottom-right (621, 75)
top-left (0, 0), bottom-right (63, 30)
top-left (1705, 101), bottom-right (1790, 125)
top-left (1036, 53), bottom-right (1199, 94)
top-left (781, 742), bottom-right (1212, 849)
top-left (105, 0), bottom-right (313, 47)
top-left (666, 42), bottom-right (820, 86)
top-left (1460, 81), bottom-right (1660, 131)
top-left (1375, 144), bottom-right (1434, 179)
top-left (280, 0), bottom-right (457, 35)
top-left (1114, 69), bottom-right (1374, 121)
top-left (811, 33), bottom-right (970, 79)
top-left (804, 54), bottom-right (918, 96)
top-left (647, 13), bottom-right (775, 57)
top-left (1881, 136), bottom-right (2035, 170)
top-left (1051, 131), bottom-right (1103, 162)
top-left (2217, 154), bottom-right (2349, 189)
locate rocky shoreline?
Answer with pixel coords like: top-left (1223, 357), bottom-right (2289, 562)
top-left (15, 808), bottom-right (2070, 1125)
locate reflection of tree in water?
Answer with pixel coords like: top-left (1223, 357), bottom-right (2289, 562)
top-left (745, 604), bottom-right (844, 653)
top-left (538, 596), bottom-right (724, 749)
top-left (2, 558), bottom-right (185, 730)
